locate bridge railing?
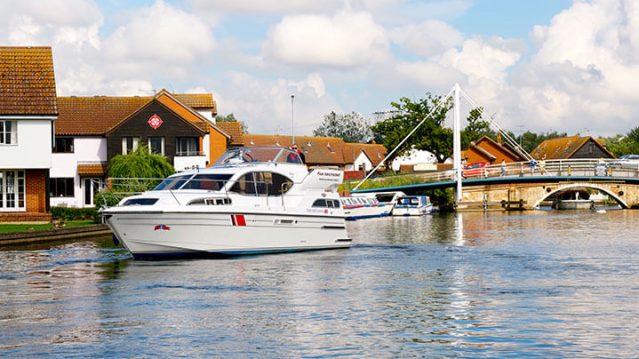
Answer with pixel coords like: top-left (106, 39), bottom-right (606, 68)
top-left (357, 158), bottom-right (639, 189)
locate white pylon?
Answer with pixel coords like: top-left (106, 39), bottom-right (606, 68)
top-left (453, 83), bottom-right (463, 203)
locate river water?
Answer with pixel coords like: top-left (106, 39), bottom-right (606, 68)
top-left (1, 210), bottom-right (638, 357)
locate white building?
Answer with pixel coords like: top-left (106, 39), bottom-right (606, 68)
top-left (0, 47), bottom-right (57, 222)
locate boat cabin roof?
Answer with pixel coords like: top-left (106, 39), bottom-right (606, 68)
top-left (213, 147), bottom-right (303, 167)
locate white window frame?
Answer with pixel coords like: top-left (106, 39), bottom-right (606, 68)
top-left (0, 170), bottom-right (26, 211)
top-left (122, 137), bottom-right (140, 155)
top-left (148, 137), bottom-right (165, 155)
top-left (0, 120), bottom-right (18, 145)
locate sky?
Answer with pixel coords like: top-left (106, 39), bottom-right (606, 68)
top-left (2, 0), bottom-right (639, 137)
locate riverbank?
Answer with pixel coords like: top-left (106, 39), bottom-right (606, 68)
top-left (0, 224), bottom-right (112, 246)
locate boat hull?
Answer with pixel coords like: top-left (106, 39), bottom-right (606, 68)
top-left (392, 205), bottom-right (433, 216)
top-left (343, 204), bottom-right (393, 220)
top-left (104, 211), bottom-right (351, 258)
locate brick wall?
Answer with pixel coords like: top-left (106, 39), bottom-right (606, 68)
top-left (0, 169), bottom-right (51, 222)
top-left (208, 127), bottom-right (228, 165)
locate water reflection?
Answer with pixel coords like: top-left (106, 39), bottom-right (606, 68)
top-left (1, 211), bottom-right (639, 357)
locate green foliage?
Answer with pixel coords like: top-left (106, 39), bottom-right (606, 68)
top-left (371, 94), bottom-right (489, 163)
top-left (605, 127), bottom-right (639, 157)
top-left (507, 130), bottom-right (567, 153)
top-left (425, 188), bottom-right (454, 211)
top-left (109, 144), bottom-right (174, 179)
top-left (372, 94), bottom-right (453, 163)
top-left (50, 206), bottom-right (99, 222)
top-left (0, 220), bottom-right (97, 234)
top-left (314, 111), bottom-right (373, 143)
top-left (99, 145), bottom-right (174, 208)
top-left (216, 113), bottom-right (249, 133)
top-left (94, 191), bottom-right (126, 209)
top-left (340, 174), bottom-right (424, 192)
top-left (461, 107), bottom-right (495, 149)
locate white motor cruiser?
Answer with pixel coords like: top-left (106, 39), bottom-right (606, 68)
top-left (101, 147), bottom-right (351, 259)
top-left (340, 195), bottom-right (394, 220)
top-left (391, 195), bottom-right (433, 216)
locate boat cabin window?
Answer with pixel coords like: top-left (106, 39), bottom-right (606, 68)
top-left (180, 174), bottom-right (232, 191)
top-left (398, 197), bottom-right (419, 205)
top-left (188, 197), bottom-right (232, 206)
top-left (312, 199), bottom-right (341, 208)
top-left (154, 175), bottom-right (192, 190)
top-left (230, 171), bottom-right (294, 196)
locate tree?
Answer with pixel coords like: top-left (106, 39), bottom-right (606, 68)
top-left (508, 130), bottom-right (567, 154)
top-left (216, 113), bottom-right (248, 133)
top-left (313, 111), bottom-right (373, 143)
top-left (371, 94), bottom-right (487, 163)
top-left (371, 94), bottom-right (452, 163)
top-left (108, 145), bottom-right (175, 192)
top-left (605, 126), bottom-right (639, 157)
top-left (461, 107), bottom-right (495, 149)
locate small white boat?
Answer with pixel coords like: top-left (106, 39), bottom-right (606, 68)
top-left (372, 191), bottom-right (406, 206)
top-left (553, 191), bottom-right (593, 210)
top-left (340, 195), bottom-right (393, 220)
top-left (392, 195), bottom-right (433, 216)
top-left (101, 147), bottom-right (351, 259)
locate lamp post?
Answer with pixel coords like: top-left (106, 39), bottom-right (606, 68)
top-left (291, 95), bottom-right (295, 145)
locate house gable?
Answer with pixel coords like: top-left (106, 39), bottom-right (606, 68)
top-left (106, 100), bottom-right (207, 164)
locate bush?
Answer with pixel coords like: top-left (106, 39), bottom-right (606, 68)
top-left (94, 191), bottom-right (127, 209)
top-left (51, 206), bottom-right (99, 223)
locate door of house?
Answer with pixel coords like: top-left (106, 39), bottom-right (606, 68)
top-left (83, 178), bottom-right (102, 207)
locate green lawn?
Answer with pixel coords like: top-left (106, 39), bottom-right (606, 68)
top-left (0, 220), bottom-right (97, 234)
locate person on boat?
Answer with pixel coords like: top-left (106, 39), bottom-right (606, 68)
top-left (500, 159), bottom-right (506, 176)
top-left (292, 144), bottom-right (306, 164)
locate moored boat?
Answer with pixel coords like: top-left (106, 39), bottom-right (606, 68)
top-left (340, 195), bottom-right (393, 220)
top-left (101, 147), bottom-right (351, 259)
top-left (392, 195), bottom-right (433, 216)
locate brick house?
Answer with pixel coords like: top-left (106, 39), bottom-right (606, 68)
top-left (242, 134), bottom-right (387, 169)
top-left (0, 47), bottom-right (58, 222)
top-left (462, 135), bottom-right (527, 164)
top-left (531, 136), bottom-right (615, 160)
top-left (52, 89), bottom-right (229, 208)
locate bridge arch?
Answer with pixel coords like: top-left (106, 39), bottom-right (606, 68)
top-left (532, 183), bottom-right (629, 209)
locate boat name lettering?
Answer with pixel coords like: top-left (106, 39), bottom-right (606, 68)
top-left (317, 171), bottom-right (340, 177)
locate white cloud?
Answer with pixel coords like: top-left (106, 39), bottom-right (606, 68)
top-left (264, 10), bottom-right (389, 68)
top-left (214, 72), bottom-right (339, 134)
top-left (0, 0), bottom-right (102, 49)
top-left (504, 0), bottom-right (639, 134)
top-left (105, 0), bottom-right (215, 64)
top-left (390, 20), bottom-right (464, 57)
top-left (189, 0), bottom-right (342, 15)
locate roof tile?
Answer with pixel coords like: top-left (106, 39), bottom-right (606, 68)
top-left (0, 47), bottom-right (57, 116)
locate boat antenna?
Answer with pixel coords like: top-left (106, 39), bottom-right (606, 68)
top-left (291, 94), bottom-right (295, 146)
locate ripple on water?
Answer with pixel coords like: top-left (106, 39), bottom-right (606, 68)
top-left (1, 212), bottom-right (639, 357)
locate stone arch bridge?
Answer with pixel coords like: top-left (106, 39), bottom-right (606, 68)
top-left (352, 159), bottom-right (639, 210)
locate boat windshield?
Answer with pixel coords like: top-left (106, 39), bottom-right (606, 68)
top-left (180, 174), bottom-right (233, 190)
top-left (154, 174), bottom-right (192, 190)
top-left (213, 147), bottom-right (303, 166)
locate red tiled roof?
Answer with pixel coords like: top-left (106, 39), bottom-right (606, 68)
top-left (77, 163), bottom-right (107, 176)
top-left (0, 47), bottom-right (57, 116)
top-left (531, 136), bottom-right (614, 159)
top-left (216, 122), bottom-right (244, 145)
top-left (56, 92), bottom-right (216, 135)
top-left (243, 134), bottom-right (346, 165)
top-left (343, 143), bottom-right (387, 166)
